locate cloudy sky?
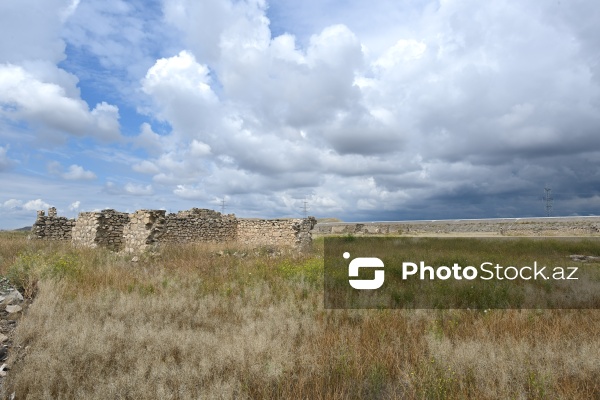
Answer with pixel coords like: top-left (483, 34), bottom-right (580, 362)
top-left (1, 0), bottom-right (600, 228)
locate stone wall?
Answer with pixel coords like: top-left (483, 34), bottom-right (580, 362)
top-left (32, 207), bottom-right (316, 253)
top-left (30, 208), bottom-right (75, 240)
top-left (312, 217), bottom-right (600, 237)
top-left (237, 217), bottom-right (317, 249)
top-left (71, 209), bottom-right (130, 250)
top-left (123, 210), bottom-right (166, 253)
top-left (71, 212), bottom-right (99, 247)
top-left (161, 208), bottom-right (237, 244)
top-left (35, 208), bottom-right (600, 254)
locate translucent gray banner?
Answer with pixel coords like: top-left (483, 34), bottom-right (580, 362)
top-left (324, 236), bottom-right (600, 309)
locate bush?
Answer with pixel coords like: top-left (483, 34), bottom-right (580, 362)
top-left (7, 251), bottom-right (81, 298)
top-left (7, 251), bottom-right (45, 298)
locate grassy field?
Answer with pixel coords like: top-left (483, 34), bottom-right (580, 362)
top-left (0, 232), bottom-right (599, 399)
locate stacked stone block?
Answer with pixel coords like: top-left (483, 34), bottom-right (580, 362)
top-left (32, 207), bottom-right (317, 253)
top-left (237, 217), bottom-right (317, 248)
top-left (71, 212), bottom-right (99, 247)
top-left (123, 210), bottom-right (166, 253)
top-left (30, 208), bottom-right (75, 240)
top-left (173, 208), bottom-right (225, 219)
top-left (292, 217), bottom-right (318, 249)
top-left (162, 209), bottom-right (237, 243)
top-left (71, 209), bottom-right (130, 250)
top-left (312, 218), bottom-right (600, 236)
top-left (97, 210), bottom-right (130, 250)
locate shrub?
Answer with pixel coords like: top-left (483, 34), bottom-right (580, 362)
top-left (7, 251), bottom-right (81, 298)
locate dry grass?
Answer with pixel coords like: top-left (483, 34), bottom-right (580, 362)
top-left (0, 231), bottom-right (31, 272)
top-left (0, 233), bottom-right (599, 399)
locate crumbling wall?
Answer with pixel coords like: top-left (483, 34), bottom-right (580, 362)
top-left (312, 217), bottom-right (600, 236)
top-left (71, 212), bottom-right (100, 247)
top-left (30, 208), bottom-right (75, 240)
top-left (33, 206), bottom-right (317, 253)
top-left (123, 210), bottom-right (166, 253)
top-left (293, 217), bottom-right (318, 248)
top-left (71, 209), bottom-right (130, 250)
top-left (237, 217), bottom-right (317, 248)
top-left (161, 208), bottom-right (237, 243)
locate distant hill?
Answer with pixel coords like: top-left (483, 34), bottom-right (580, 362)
top-left (13, 226), bottom-right (32, 232)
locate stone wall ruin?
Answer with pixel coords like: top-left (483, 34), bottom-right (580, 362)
top-left (123, 210), bottom-right (166, 254)
top-left (162, 208), bottom-right (237, 244)
top-left (32, 207), bottom-right (317, 253)
top-left (237, 218), bottom-right (316, 249)
top-left (31, 207), bottom-right (75, 241)
top-left (312, 217), bottom-right (600, 236)
top-left (71, 209), bottom-right (130, 251)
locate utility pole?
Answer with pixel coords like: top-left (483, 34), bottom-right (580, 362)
top-left (220, 198), bottom-right (226, 214)
top-left (544, 187), bottom-right (553, 217)
top-left (301, 200), bottom-right (309, 218)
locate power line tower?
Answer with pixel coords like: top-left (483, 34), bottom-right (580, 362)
top-left (220, 198), bottom-right (226, 214)
top-left (544, 187), bottom-right (553, 217)
top-left (301, 200), bottom-right (309, 218)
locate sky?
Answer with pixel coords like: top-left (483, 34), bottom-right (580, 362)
top-left (1, 0), bottom-right (600, 228)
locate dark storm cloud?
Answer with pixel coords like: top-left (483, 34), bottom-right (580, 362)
top-left (2, 0), bottom-right (600, 228)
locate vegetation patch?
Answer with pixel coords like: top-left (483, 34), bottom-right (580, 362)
top-left (0, 232), bottom-right (598, 398)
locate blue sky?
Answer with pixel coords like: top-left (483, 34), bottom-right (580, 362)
top-left (1, 0), bottom-right (600, 228)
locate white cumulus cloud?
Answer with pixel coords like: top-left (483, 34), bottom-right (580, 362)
top-left (0, 64), bottom-right (121, 142)
top-left (23, 199), bottom-right (51, 211)
top-left (69, 200), bottom-right (81, 211)
top-left (2, 199), bottom-right (23, 209)
top-left (124, 183), bottom-right (153, 196)
top-left (62, 164), bottom-right (96, 180)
